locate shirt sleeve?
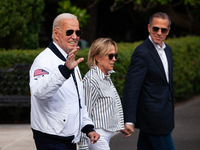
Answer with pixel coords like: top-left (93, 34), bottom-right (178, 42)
top-left (78, 74), bottom-right (98, 149)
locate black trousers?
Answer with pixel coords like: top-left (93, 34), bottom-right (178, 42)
top-left (137, 131), bottom-right (176, 150)
top-left (34, 140), bottom-right (76, 150)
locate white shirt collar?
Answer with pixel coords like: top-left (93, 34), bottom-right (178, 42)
top-left (148, 35), bottom-right (166, 50)
top-left (93, 66), bottom-right (115, 80)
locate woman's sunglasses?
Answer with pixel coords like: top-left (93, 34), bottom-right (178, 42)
top-left (107, 53), bottom-right (118, 60)
top-left (66, 30), bottom-right (82, 37)
top-left (152, 26), bottom-right (168, 33)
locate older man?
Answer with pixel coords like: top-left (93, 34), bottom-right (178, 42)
top-left (29, 13), bottom-right (100, 150)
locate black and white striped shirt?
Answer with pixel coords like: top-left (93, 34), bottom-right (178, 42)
top-left (78, 66), bottom-right (124, 149)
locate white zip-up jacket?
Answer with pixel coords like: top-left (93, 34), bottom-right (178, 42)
top-left (29, 41), bottom-right (94, 143)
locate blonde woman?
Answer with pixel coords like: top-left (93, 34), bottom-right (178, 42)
top-left (78, 38), bottom-right (127, 150)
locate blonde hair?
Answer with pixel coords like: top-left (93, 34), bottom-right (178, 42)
top-left (52, 13), bottom-right (77, 39)
top-left (87, 38), bottom-right (117, 69)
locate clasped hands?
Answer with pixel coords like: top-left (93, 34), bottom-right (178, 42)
top-left (88, 123), bottom-right (134, 144)
top-left (120, 123), bottom-right (134, 137)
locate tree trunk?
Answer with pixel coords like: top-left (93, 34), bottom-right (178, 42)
top-left (81, 3), bottom-right (98, 46)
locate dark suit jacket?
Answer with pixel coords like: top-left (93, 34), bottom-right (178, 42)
top-left (123, 37), bottom-right (174, 134)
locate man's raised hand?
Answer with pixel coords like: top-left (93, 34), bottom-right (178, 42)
top-left (65, 46), bottom-right (84, 69)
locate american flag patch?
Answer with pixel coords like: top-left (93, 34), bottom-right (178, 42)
top-left (34, 69), bottom-right (49, 77)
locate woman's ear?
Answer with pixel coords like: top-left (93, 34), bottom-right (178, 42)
top-left (95, 55), bottom-right (100, 63)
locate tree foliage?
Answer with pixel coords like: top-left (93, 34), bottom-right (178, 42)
top-left (0, 0), bottom-right (44, 50)
top-left (111, 0), bottom-right (200, 11)
top-left (57, 0), bottom-right (90, 28)
top-left (75, 0), bottom-right (200, 43)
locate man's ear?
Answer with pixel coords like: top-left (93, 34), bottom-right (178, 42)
top-left (167, 27), bottom-right (171, 35)
top-left (147, 24), bottom-right (151, 33)
top-left (53, 28), bottom-right (59, 41)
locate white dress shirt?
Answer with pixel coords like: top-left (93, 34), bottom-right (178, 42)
top-left (149, 36), bottom-right (169, 82)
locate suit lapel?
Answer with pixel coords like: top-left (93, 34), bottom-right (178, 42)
top-left (146, 39), bottom-right (166, 80)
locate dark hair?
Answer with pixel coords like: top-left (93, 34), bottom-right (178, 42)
top-left (149, 12), bottom-right (171, 28)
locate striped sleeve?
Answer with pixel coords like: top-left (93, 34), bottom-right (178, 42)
top-left (78, 132), bottom-right (89, 150)
top-left (78, 71), bottom-right (99, 149)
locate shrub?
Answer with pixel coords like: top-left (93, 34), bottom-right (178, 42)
top-left (165, 36), bottom-right (200, 101)
top-left (76, 36), bottom-right (200, 102)
top-left (0, 36), bottom-right (200, 102)
top-left (0, 49), bottom-right (43, 69)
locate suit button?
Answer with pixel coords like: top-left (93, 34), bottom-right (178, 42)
top-left (63, 119), bottom-right (65, 122)
top-left (169, 98), bottom-right (172, 101)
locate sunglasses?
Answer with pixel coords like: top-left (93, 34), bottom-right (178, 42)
top-left (107, 53), bottom-right (118, 60)
top-left (152, 27), bottom-right (168, 33)
top-left (66, 30), bottom-right (82, 37)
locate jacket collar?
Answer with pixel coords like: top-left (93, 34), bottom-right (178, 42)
top-left (48, 41), bottom-right (66, 62)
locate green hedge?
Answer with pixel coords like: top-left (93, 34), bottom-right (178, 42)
top-left (166, 36), bottom-right (200, 101)
top-left (0, 36), bottom-right (200, 102)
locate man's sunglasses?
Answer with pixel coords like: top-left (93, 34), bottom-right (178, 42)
top-left (108, 53), bottom-right (118, 60)
top-left (152, 27), bottom-right (168, 33)
top-left (66, 30), bottom-right (83, 37)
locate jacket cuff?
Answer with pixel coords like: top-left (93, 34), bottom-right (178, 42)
top-left (58, 64), bottom-right (73, 79)
top-left (81, 124), bottom-right (95, 137)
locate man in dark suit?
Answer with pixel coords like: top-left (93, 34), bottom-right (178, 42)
top-left (122, 12), bottom-right (175, 150)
